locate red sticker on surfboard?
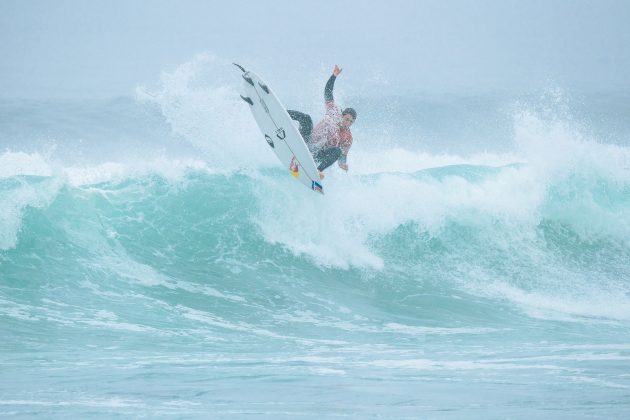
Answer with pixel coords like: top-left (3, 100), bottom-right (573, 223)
top-left (289, 156), bottom-right (299, 177)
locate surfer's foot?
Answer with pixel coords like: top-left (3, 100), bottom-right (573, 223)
top-left (319, 171), bottom-right (325, 180)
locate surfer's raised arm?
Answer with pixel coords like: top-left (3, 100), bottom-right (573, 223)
top-left (324, 65), bottom-right (342, 102)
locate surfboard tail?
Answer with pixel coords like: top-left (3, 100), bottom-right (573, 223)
top-left (311, 181), bottom-right (324, 195)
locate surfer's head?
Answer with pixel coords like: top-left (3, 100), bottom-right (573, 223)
top-left (341, 108), bottom-right (357, 127)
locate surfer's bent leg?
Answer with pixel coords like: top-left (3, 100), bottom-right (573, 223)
top-left (287, 110), bottom-right (313, 141)
top-left (314, 147), bottom-right (342, 171)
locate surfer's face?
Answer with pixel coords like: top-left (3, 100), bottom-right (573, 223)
top-left (341, 113), bottom-right (355, 128)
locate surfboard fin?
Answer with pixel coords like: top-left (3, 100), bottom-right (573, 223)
top-left (240, 95), bottom-right (253, 106)
top-left (258, 82), bottom-right (270, 94)
top-left (242, 74), bottom-right (254, 86)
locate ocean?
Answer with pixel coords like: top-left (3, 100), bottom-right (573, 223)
top-left (1, 57), bottom-right (630, 418)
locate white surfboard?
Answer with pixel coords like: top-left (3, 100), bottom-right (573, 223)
top-left (235, 64), bottom-right (324, 194)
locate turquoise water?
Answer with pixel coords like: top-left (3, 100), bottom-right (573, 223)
top-left (2, 62), bottom-right (630, 418)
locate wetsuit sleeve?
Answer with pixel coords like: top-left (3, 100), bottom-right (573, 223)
top-left (324, 74), bottom-right (336, 102)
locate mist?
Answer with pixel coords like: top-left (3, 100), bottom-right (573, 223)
top-left (2, 0), bottom-right (630, 99)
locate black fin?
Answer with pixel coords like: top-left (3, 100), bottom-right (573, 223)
top-left (233, 63), bottom-right (246, 72)
top-left (242, 73), bottom-right (254, 86)
top-left (240, 95), bottom-right (253, 105)
top-left (258, 82), bottom-right (270, 94)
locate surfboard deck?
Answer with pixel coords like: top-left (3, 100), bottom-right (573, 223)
top-left (235, 63), bottom-right (323, 194)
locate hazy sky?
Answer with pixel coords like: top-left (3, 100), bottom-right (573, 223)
top-left (2, 0), bottom-right (630, 98)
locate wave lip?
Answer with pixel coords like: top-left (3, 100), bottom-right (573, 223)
top-left (0, 176), bottom-right (61, 251)
top-left (0, 151), bottom-right (53, 179)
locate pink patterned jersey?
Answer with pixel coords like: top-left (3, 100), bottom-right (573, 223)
top-left (311, 101), bottom-right (353, 163)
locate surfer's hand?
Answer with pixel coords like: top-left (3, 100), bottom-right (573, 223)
top-left (339, 163), bottom-right (348, 171)
top-left (333, 65), bottom-right (342, 77)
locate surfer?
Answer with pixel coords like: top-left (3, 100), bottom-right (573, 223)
top-left (288, 65), bottom-right (356, 179)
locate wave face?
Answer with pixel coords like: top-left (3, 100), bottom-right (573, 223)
top-left (2, 57), bottom-right (630, 418)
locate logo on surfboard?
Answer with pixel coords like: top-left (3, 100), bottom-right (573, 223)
top-left (289, 156), bottom-right (299, 177)
top-left (312, 181), bottom-right (323, 193)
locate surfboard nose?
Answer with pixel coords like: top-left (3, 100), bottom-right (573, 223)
top-left (233, 63), bottom-right (246, 72)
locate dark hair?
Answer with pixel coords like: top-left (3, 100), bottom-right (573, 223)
top-left (342, 107), bottom-right (357, 121)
